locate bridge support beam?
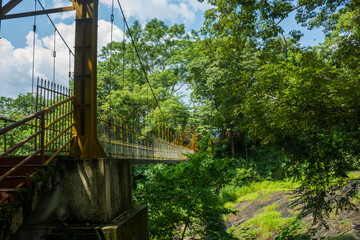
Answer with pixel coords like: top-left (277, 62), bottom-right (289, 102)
top-left (71, 0), bottom-right (106, 158)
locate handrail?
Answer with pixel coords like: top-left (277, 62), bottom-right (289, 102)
top-left (45, 110), bottom-right (75, 129)
top-left (0, 96), bottom-right (74, 136)
top-left (44, 124), bottom-right (75, 149)
top-left (0, 95), bottom-right (75, 184)
top-left (44, 95), bottom-right (75, 112)
top-left (0, 127), bottom-right (43, 160)
top-left (0, 148), bottom-right (44, 182)
top-left (97, 118), bottom-right (195, 150)
top-left (98, 116), bottom-right (196, 160)
top-left (0, 117), bottom-right (36, 130)
top-left (0, 111), bottom-right (43, 136)
top-left (45, 136), bottom-right (76, 165)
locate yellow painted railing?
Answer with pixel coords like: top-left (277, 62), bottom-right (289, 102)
top-left (98, 118), bottom-right (196, 161)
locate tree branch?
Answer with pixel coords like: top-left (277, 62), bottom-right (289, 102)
top-left (171, 82), bottom-right (187, 95)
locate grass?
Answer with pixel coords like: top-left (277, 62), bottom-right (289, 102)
top-left (220, 179), bottom-right (305, 239)
top-left (234, 204), bottom-right (300, 239)
top-left (221, 172), bottom-right (360, 239)
top-left (347, 171), bottom-right (360, 179)
top-left (346, 171), bottom-right (360, 203)
top-left (221, 180), bottom-right (299, 209)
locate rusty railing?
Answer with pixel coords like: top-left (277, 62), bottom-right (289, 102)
top-left (0, 95), bottom-right (75, 180)
top-left (0, 79), bottom-right (75, 181)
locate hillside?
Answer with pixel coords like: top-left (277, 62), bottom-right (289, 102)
top-left (222, 177), bottom-right (360, 239)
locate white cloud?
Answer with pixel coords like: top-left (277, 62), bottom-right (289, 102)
top-left (49, 0), bottom-right (76, 21)
top-left (0, 20), bottom-right (124, 98)
top-left (44, 0), bottom-right (212, 23)
top-left (100, 0), bottom-right (211, 24)
top-left (52, 0), bottom-right (70, 8)
top-left (0, 0), bottom-right (210, 98)
top-left (98, 19), bottom-right (125, 49)
top-left (0, 36), bottom-right (37, 98)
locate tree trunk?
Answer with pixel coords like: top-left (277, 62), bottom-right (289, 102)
top-left (230, 130), bottom-right (235, 158)
top-left (181, 221), bottom-right (189, 240)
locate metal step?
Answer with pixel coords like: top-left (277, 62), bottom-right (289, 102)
top-left (0, 155), bottom-right (47, 166)
top-left (0, 164), bottom-right (44, 176)
top-left (0, 176), bottom-right (29, 188)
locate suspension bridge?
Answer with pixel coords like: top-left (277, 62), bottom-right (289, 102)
top-left (0, 0), bottom-right (197, 239)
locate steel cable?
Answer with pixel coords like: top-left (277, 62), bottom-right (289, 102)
top-left (36, 0), bottom-right (74, 57)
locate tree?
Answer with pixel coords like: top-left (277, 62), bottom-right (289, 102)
top-left (192, 0), bottom-right (360, 226)
top-left (0, 93), bottom-right (36, 120)
top-left (134, 138), bottom-right (236, 239)
top-left (0, 93), bottom-right (38, 154)
top-left (188, 37), bottom-right (258, 157)
top-left (97, 19), bottom-right (195, 138)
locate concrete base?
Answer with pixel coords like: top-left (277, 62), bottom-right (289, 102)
top-left (12, 206), bottom-right (149, 240)
top-left (24, 158), bottom-right (133, 224)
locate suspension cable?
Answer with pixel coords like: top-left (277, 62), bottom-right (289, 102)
top-left (31, 0), bottom-right (37, 101)
top-left (53, 27), bottom-right (57, 83)
top-left (99, 1), bottom-right (189, 146)
top-left (116, 0), bottom-right (169, 125)
top-left (107, 0), bottom-right (115, 156)
top-left (109, 0), bottom-right (115, 112)
top-left (122, 19), bottom-right (125, 113)
top-left (68, 50), bottom-right (71, 83)
top-left (36, 0), bottom-right (74, 57)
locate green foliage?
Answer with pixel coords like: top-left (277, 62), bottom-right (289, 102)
top-left (275, 222), bottom-right (314, 240)
top-left (191, 0), bottom-right (360, 228)
top-left (0, 93), bottom-right (36, 120)
top-left (133, 136), bottom-right (291, 238)
top-left (221, 180), bottom-right (299, 210)
top-left (200, 0), bottom-right (349, 41)
top-left (240, 41), bottom-right (360, 226)
top-left (98, 19), bottom-right (195, 136)
top-left (0, 93), bottom-right (38, 155)
top-left (134, 138), bottom-right (236, 239)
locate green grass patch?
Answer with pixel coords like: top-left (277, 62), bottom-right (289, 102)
top-left (235, 204), bottom-right (299, 239)
top-left (348, 171), bottom-right (360, 179)
top-left (347, 172), bottom-right (360, 203)
top-left (221, 180), bottom-right (299, 209)
top-left (226, 226), bottom-right (237, 234)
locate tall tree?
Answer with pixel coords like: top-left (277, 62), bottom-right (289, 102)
top-left (192, 0), bottom-right (360, 226)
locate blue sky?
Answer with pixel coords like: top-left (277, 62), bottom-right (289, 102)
top-left (0, 0), bottom-right (325, 98)
top-left (0, 0), bottom-right (210, 98)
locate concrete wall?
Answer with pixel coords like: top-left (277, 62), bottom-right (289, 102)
top-left (25, 158), bottom-right (133, 224)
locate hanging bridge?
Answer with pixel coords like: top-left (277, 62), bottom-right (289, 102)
top-left (0, 0), bottom-right (197, 221)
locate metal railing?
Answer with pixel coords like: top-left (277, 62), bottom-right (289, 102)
top-left (0, 95), bottom-right (75, 174)
top-left (98, 118), bottom-right (196, 161)
top-left (0, 94), bottom-right (75, 204)
top-left (0, 79), bottom-right (75, 204)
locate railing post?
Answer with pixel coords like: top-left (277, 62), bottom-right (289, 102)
top-left (194, 128), bottom-right (198, 152)
top-left (40, 113), bottom-right (45, 163)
